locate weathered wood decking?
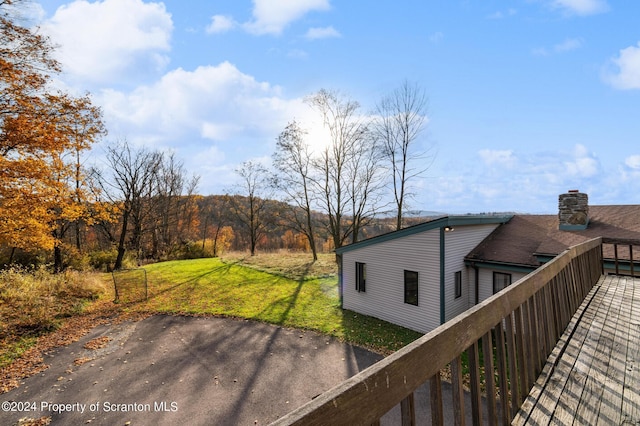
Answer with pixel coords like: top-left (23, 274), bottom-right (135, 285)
top-left (514, 274), bottom-right (640, 425)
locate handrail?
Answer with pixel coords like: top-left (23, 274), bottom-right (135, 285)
top-left (602, 237), bottom-right (640, 277)
top-left (272, 237), bottom-right (604, 425)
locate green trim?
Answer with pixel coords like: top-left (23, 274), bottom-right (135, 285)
top-left (559, 222), bottom-right (589, 231)
top-left (534, 254), bottom-right (555, 264)
top-left (604, 259), bottom-right (640, 273)
top-left (440, 227), bottom-right (445, 325)
top-left (335, 214), bottom-right (513, 254)
top-left (464, 260), bottom-right (537, 274)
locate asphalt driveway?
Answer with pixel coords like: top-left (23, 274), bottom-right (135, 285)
top-left (0, 315), bottom-right (383, 426)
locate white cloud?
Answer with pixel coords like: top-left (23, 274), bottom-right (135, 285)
top-left (564, 144), bottom-right (599, 177)
top-left (41, 0), bottom-right (172, 86)
top-left (305, 26), bottom-right (341, 40)
top-left (533, 38), bottom-right (583, 57)
top-left (625, 155), bottom-right (640, 170)
top-left (554, 38), bottom-right (583, 52)
top-left (479, 149), bottom-right (517, 168)
top-left (93, 61), bottom-right (318, 194)
top-left (287, 49), bottom-right (309, 59)
top-left (243, 0), bottom-right (331, 35)
top-left (532, 47), bottom-right (549, 57)
top-left (427, 144), bottom-right (606, 213)
top-left (604, 42), bottom-right (640, 90)
top-left (98, 61), bottom-right (308, 150)
top-left (206, 15), bottom-right (237, 34)
top-left (487, 8), bottom-right (517, 19)
top-left (429, 32), bottom-right (444, 44)
top-left (549, 0), bottom-right (609, 15)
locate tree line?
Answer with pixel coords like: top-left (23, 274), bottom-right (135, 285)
top-left (0, 0), bottom-right (433, 270)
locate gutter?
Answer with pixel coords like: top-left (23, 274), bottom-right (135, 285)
top-left (440, 227), bottom-right (445, 325)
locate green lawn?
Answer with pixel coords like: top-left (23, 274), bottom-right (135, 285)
top-left (127, 257), bottom-right (422, 354)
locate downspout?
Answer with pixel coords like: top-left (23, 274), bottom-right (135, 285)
top-left (337, 252), bottom-right (344, 308)
top-left (473, 263), bottom-right (480, 305)
top-left (440, 227), bottom-right (445, 325)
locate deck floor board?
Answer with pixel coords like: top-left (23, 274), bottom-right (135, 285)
top-left (514, 275), bottom-right (640, 425)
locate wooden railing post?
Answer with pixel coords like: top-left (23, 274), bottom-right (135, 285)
top-left (273, 238), bottom-right (605, 426)
top-left (429, 374), bottom-right (444, 426)
top-left (400, 393), bottom-right (415, 426)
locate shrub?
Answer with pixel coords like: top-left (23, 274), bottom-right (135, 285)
top-left (0, 267), bottom-right (107, 339)
top-left (88, 249), bottom-right (118, 271)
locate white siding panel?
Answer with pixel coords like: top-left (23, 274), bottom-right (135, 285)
top-left (342, 229), bottom-right (441, 333)
top-left (342, 223), bottom-right (502, 333)
top-left (444, 225), bottom-right (500, 322)
top-left (477, 268), bottom-right (528, 303)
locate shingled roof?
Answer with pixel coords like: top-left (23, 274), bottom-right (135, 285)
top-left (466, 205), bottom-right (640, 268)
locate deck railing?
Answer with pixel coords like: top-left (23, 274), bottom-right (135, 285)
top-left (603, 237), bottom-right (640, 277)
top-left (273, 237), bottom-right (605, 425)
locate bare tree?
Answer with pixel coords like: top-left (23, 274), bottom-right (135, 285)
top-left (346, 131), bottom-right (386, 243)
top-left (229, 160), bottom-right (272, 256)
top-left (99, 140), bottom-right (163, 270)
top-left (272, 120), bottom-right (318, 260)
top-left (151, 153), bottom-right (201, 258)
top-left (306, 89), bottom-right (381, 251)
top-left (374, 80), bottom-right (433, 230)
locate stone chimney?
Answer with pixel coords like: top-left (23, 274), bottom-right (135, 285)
top-left (559, 190), bottom-right (589, 230)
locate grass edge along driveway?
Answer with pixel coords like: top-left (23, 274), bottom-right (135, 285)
top-left (125, 257), bottom-right (422, 354)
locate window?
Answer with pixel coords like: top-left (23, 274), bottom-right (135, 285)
top-left (356, 262), bottom-right (366, 292)
top-left (455, 271), bottom-right (462, 299)
top-left (404, 270), bottom-right (419, 306)
top-left (493, 272), bottom-right (512, 294)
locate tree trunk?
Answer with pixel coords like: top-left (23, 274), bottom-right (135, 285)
top-left (53, 245), bottom-right (63, 273)
top-left (114, 211), bottom-right (129, 270)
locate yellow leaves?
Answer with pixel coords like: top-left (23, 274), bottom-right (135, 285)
top-left (0, 5), bottom-right (108, 253)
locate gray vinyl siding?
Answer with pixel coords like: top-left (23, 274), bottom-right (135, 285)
top-left (342, 223), bottom-right (502, 334)
top-left (342, 228), bottom-right (441, 333)
top-left (477, 268), bottom-right (528, 303)
top-left (444, 224), bottom-right (501, 322)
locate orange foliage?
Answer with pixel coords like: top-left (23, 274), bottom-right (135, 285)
top-left (281, 230), bottom-right (310, 252)
top-left (214, 226), bottom-right (234, 256)
top-left (0, 3), bottom-right (108, 252)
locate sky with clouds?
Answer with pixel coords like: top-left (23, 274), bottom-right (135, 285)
top-left (30, 0), bottom-right (640, 214)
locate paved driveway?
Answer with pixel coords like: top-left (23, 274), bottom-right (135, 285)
top-left (0, 315), bottom-right (382, 426)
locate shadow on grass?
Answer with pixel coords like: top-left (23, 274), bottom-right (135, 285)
top-left (218, 261), bottom-right (314, 420)
top-left (144, 261), bottom-right (239, 301)
top-left (249, 262), bottom-right (313, 326)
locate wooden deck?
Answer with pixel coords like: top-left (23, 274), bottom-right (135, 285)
top-left (514, 274), bottom-right (640, 425)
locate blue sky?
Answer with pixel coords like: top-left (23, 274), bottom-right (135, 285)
top-left (31, 0), bottom-right (640, 214)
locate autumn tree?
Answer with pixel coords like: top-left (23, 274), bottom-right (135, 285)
top-left (0, 0), bottom-right (108, 265)
top-left (272, 120), bottom-right (319, 260)
top-left (374, 80), bottom-right (433, 230)
top-left (50, 96), bottom-right (109, 271)
top-left (199, 195), bottom-right (233, 257)
top-left (229, 161), bottom-right (273, 256)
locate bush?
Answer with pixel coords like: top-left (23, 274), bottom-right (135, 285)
top-left (169, 241), bottom-right (208, 260)
top-left (88, 249), bottom-right (118, 272)
top-left (0, 267), bottom-right (107, 339)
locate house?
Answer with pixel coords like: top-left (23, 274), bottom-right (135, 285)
top-left (335, 214), bottom-right (512, 333)
top-left (336, 190), bottom-right (640, 334)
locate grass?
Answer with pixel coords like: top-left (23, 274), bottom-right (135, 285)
top-left (127, 255), bottom-right (423, 354)
top-left (1, 251), bottom-right (423, 372)
top-left (0, 267), bottom-right (108, 368)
